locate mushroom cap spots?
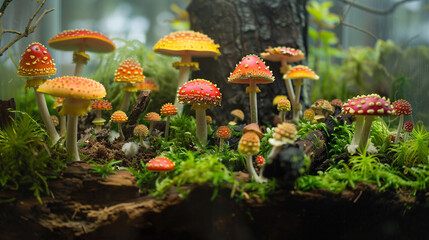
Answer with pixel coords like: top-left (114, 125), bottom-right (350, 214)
top-left (231, 109), bottom-right (244, 121)
top-left (178, 79), bottom-right (222, 110)
top-left (146, 157), bottom-right (175, 172)
top-left (273, 95), bottom-right (287, 106)
top-left (18, 42), bottom-right (56, 77)
top-left (114, 58), bottom-right (145, 83)
top-left (111, 110), bottom-right (128, 123)
top-left (269, 122), bottom-right (297, 146)
top-left (37, 76), bottom-right (106, 100)
top-left (391, 99), bottom-right (412, 116)
top-left (403, 121), bottom-right (414, 133)
top-left (135, 78), bottom-right (159, 91)
top-left (243, 123), bottom-right (263, 140)
top-left (260, 46), bottom-right (305, 63)
top-left (228, 55), bottom-right (275, 84)
top-left (303, 109), bottom-right (315, 121)
top-left (153, 30), bottom-right (220, 58)
top-left (255, 155), bottom-right (265, 167)
top-left (91, 99), bottom-right (112, 110)
top-left (284, 65), bottom-right (319, 80)
top-left (48, 29), bottom-right (115, 53)
top-left (134, 124), bottom-right (149, 138)
top-left (238, 131), bottom-right (261, 156)
top-left (144, 112), bottom-right (161, 121)
top-left (160, 103), bottom-right (178, 116)
top-left (342, 94), bottom-right (392, 116)
top-left (216, 126), bottom-right (232, 140)
top-left (277, 98), bottom-right (291, 112)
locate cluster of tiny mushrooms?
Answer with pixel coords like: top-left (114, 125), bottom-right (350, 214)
top-left (17, 29), bottom-right (414, 180)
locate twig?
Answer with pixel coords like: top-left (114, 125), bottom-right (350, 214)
top-left (341, 22), bottom-right (378, 41)
top-left (338, 0), bottom-right (415, 15)
top-left (0, 0), bottom-right (54, 56)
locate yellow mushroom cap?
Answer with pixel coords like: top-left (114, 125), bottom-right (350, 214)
top-left (277, 98), bottom-right (291, 112)
top-left (231, 109), bottom-right (244, 121)
top-left (153, 30), bottom-right (220, 58)
top-left (273, 95), bottom-right (288, 106)
top-left (134, 124), bottom-right (149, 137)
top-left (284, 65), bottom-right (319, 80)
top-left (37, 76), bottom-right (106, 100)
top-left (238, 131), bottom-right (261, 156)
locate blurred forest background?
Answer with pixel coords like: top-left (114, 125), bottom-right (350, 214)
top-left (1, 0), bottom-right (429, 125)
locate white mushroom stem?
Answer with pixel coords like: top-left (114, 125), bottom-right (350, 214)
top-left (195, 108), bottom-right (208, 146)
top-left (149, 122), bottom-right (155, 135)
top-left (219, 138), bottom-right (225, 151)
top-left (394, 115), bottom-right (404, 144)
top-left (164, 116), bottom-right (171, 139)
top-left (248, 79), bottom-right (259, 124)
top-left (246, 155), bottom-right (266, 183)
top-left (74, 44), bottom-right (86, 77)
top-left (60, 115), bottom-right (66, 137)
top-left (139, 136), bottom-right (150, 149)
top-left (94, 110), bottom-right (103, 133)
top-left (404, 132), bottom-right (410, 142)
top-left (292, 79), bottom-right (303, 122)
top-left (34, 88), bottom-right (60, 144)
top-left (120, 84), bottom-right (133, 112)
top-left (268, 144), bottom-right (283, 160)
top-left (358, 116), bottom-right (375, 153)
top-left (280, 111), bottom-right (286, 122)
top-left (351, 116), bottom-right (365, 146)
top-left (175, 54), bottom-right (192, 115)
top-left (66, 115), bottom-right (80, 161)
top-left (117, 122), bottom-right (124, 141)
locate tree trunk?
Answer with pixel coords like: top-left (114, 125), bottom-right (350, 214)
top-left (0, 98), bottom-right (16, 129)
top-left (122, 90), bottom-right (151, 140)
top-left (188, 0), bottom-right (308, 125)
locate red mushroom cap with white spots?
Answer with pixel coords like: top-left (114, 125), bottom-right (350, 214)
top-left (255, 155), bottom-right (265, 167)
top-left (18, 42), bottom-right (56, 77)
top-left (178, 79), bottom-right (222, 110)
top-left (403, 121), bottom-right (414, 133)
top-left (146, 157), bottom-right (175, 172)
top-left (228, 55), bottom-right (274, 84)
top-left (216, 126), bottom-right (232, 140)
top-left (144, 112), bottom-right (161, 121)
top-left (391, 99), bottom-right (412, 116)
top-left (342, 94), bottom-right (392, 116)
top-left (111, 111), bottom-right (128, 123)
top-left (48, 29), bottom-right (115, 53)
top-left (160, 103), bottom-right (178, 116)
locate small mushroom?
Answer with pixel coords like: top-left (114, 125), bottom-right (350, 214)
top-left (91, 99), bottom-right (112, 133)
top-left (303, 109), bottom-right (315, 122)
top-left (216, 126), bottom-right (232, 151)
top-left (391, 99), bottom-right (412, 144)
top-left (134, 124), bottom-right (150, 148)
top-left (135, 78), bottom-right (160, 92)
top-left (178, 79), bottom-right (222, 145)
top-left (51, 115), bottom-right (59, 127)
top-left (146, 157), bottom-right (175, 178)
top-left (160, 103), bottom-right (178, 139)
top-left (238, 131), bottom-right (265, 183)
top-left (277, 98), bottom-right (291, 122)
top-left (111, 110), bottom-right (128, 141)
top-left (403, 120), bottom-right (414, 142)
top-left (268, 122), bottom-right (298, 160)
top-left (311, 99), bottom-right (335, 122)
top-left (144, 112), bottom-right (161, 136)
top-left (114, 58), bottom-right (145, 112)
top-left (228, 55), bottom-right (275, 124)
top-left (256, 155), bottom-right (265, 168)
top-left (230, 109), bottom-right (244, 125)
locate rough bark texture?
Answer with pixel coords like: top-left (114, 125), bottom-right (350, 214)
top-left (123, 90), bottom-right (151, 139)
top-left (188, 0), bottom-right (308, 125)
top-left (0, 98), bottom-right (15, 129)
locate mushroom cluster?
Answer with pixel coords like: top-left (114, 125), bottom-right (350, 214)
top-left (391, 99), bottom-right (412, 144)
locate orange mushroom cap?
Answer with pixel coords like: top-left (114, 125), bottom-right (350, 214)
top-left (228, 55), bottom-right (274, 84)
top-left (91, 99), bottom-right (112, 110)
top-left (111, 110), bottom-right (128, 123)
top-left (303, 109), bottom-right (315, 121)
top-left (216, 126), bottom-right (232, 140)
top-left (48, 29), bottom-right (115, 53)
top-left (135, 78), bottom-right (159, 92)
top-left (134, 124), bottom-right (149, 137)
top-left (37, 76), bottom-right (106, 100)
top-left (260, 46), bottom-right (305, 63)
top-left (144, 112), bottom-right (161, 122)
top-left (238, 131), bottom-right (261, 155)
top-left (178, 79), bottom-right (222, 110)
top-left (160, 103), bottom-right (178, 116)
top-left (18, 42), bottom-right (56, 84)
top-left (146, 157), bottom-right (175, 172)
top-left (284, 65), bottom-right (319, 80)
top-left (114, 58), bottom-right (145, 84)
top-left (153, 30), bottom-right (220, 58)
top-left (243, 123), bottom-right (263, 140)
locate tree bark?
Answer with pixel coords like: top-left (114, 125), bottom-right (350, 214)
top-left (188, 0), bottom-right (308, 125)
top-left (0, 98), bottom-right (15, 129)
top-left (123, 90), bottom-right (151, 139)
